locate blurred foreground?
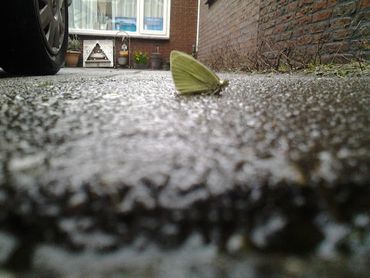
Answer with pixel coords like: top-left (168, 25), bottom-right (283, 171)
top-left (0, 69), bottom-right (369, 277)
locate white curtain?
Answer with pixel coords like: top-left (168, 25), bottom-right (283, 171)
top-left (112, 0), bottom-right (137, 31)
top-left (113, 0), bottom-right (136, 17)
top-left (144, 0), bottom-right (163, 18)
top-left (69, 0), bottom-right (99, 30)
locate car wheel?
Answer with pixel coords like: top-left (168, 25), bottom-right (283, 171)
top-left (0, 0), bottom-right (68, 75)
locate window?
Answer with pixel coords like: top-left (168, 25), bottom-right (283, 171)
top-left (69, 0), bottom-right (170, 38)
top-left (143, 0), bottom-right (164, 32)
top-left (114, 0), bottom-right (137, 32)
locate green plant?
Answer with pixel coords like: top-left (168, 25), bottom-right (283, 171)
top-left (67, 35), bottom-right (81, 52)
top-left (134, 51), bottom-right (149, 64)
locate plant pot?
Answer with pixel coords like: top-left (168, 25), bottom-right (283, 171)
top-left (118, 56), bottom-right (128, 66)
top-left (133, 63), bottom-right (148, 69)
top-left (150, 53), bottom-right (162, 70)
top-left (65, 51), bottom-right (81, 67)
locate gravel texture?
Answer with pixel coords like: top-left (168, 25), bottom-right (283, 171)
top-left (0, 68), bottom-right (369, 276)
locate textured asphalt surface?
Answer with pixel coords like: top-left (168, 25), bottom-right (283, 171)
top-left (0, 68), bottom-right (369, 276)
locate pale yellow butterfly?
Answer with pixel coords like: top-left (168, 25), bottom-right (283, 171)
top-left (170, 50), bottom-right (229, 95)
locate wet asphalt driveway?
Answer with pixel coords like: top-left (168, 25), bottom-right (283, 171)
top-left (0, 68), bottom-right (369, 276)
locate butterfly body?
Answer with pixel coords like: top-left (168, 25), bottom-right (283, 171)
top-left (170, 50), bottom-right (228, 95)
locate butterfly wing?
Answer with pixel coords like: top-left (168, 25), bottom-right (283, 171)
top-left (170, 51), bottom-right (221, 94)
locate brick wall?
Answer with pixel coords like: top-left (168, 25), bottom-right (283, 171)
top-left (198, 0), bottom-right (370, 69)
top-left (198, 0), bottom-right (260, 68)
top-left (74, 0), bottom-right (198, 68)
top-left (258, 0), bottom-right (370, 64)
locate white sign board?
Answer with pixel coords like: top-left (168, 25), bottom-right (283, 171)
top-left (83, 40), bottom-right (114, 68)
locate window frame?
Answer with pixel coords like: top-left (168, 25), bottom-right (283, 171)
top-left (139, 0), bottom-right (168, 36)
top-left (69, 0), bottom-right (171, 39)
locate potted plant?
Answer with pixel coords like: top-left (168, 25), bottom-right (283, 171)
top-left (117, 42), bottom-right (129, 67)
top-left (133, 50), bottom-right (149, 69)
top-left (65, 35), bottom-right (81, 67)
top-left (118, 50), bottom-right (129, 67)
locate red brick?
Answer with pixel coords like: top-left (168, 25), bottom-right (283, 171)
top-left (286, 1), bottom-right (298, 11)
top-left (310, 21), bottom-right (330, 33)
top-left (331, 29), bottom-right (353, 41)
top-left (297, 14), bottom-right (312, 25)
top-left (292, 27), bottom-right (307, 38)
top-left (330, 17), bottom-right (353, 29)
top-left (334, 2), bottom-right (358, 17)
top-left (299, 0), bottom-right (314, 8)
top-left (312, 0), bottom-right (328, 12)
top-left (361, 0), bottom-right (370, 8)
top-left (327, 0), bottom-right (337, 7)
top-left (296, 35), bottom-right (313, 45)
top-left (312, 10), bottom-right (332, 22)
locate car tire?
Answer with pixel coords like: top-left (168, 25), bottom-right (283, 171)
top-left (0, 0), bottom-right (68, 75)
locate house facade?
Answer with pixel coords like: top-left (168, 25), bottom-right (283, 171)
top-left (69, 0), bottom-right (198, 67)
top-left (198, 0), bottom-right (370, 69)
